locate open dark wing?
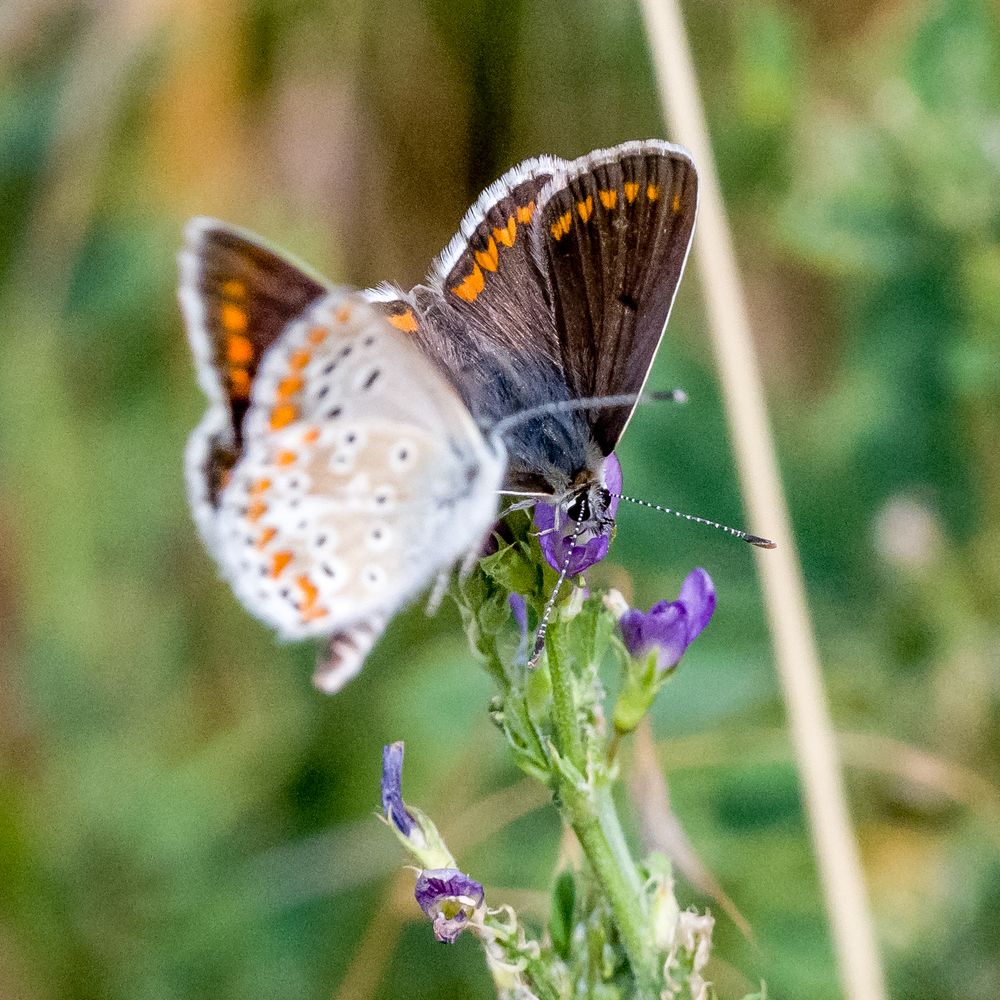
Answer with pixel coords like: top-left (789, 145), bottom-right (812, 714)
top-left (179, 218), bottom-right (329, 499)
top-left (532, 141), bottom-right (698, 454)
top-left (366, 157), bottom-right (595, 495)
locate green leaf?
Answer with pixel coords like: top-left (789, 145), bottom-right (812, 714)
top-left (549, 870), bottom-right (577, 959)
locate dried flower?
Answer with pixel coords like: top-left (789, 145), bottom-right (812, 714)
top-left (534, 454), bottom-right (622, 575)
top-left (414, 868), bottom-right (485, 943)
top-left (618, 568), bottom-right (716, 675)
top-left (618, 567), bottom-right (715, 675)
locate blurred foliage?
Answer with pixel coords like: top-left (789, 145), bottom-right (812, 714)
top-left (0, 1), bottom-right (998, 998)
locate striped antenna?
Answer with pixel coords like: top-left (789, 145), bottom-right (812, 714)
top-left (612, 494), bottom-right (776, 548)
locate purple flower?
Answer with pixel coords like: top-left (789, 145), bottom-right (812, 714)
top-left (534, 454), bottom-right (622, 575)
top-left (509, 593), bottom-right (529, 663)
top-left (619, 568), bottom-right (716, 674)
top-left (414, 868), bottom-right (485, 943)
top-left (381, 742), bottom-right (415, 837)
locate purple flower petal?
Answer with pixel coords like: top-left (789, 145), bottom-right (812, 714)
top-left (414, 868), bottom-right (485, 943)
top-left (618, 568), bottom-right (716, 674)
top-left (534, 454), bottom-right (622, 575)
top-left (381, 742), bottom-right (415, 837)
top-left (508, 593), bottom-right (528, 633)
top-left (677, 567), bottom-right (716, 640)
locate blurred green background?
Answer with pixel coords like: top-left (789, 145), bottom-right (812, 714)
top-left (1, 0), bottom-right (998, 997)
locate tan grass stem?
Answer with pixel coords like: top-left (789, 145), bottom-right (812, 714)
top-left (638, 2), bottom-right (887, 998)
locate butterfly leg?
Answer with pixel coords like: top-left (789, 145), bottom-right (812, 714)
top-left (424, 570), bottom-right (451, 616)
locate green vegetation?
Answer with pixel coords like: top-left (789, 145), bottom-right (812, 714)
top-left (0, 1), bottom-right (997, 997)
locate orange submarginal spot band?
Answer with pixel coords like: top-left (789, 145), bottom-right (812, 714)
top-left (474, 236), bottom-right (499, 272)
top-left (302, 427), bottom-right (321, 444)
top-left (276, 450), bottom-right (297, 466)
top-left (493, 216), bottom-right (516, 247)
top-left (335, 305), bottom-right (352, 323)
top-left (221, 279), bottom-right (245, 298)
top-left (599, 189), bottom-right (618, 210)
top-left (646, 183), bottom-right (660, 202)
top-left (672, 191), bottom-right (682, 213)
top-left (270, 403), bottom-right (298, 430)
top-left (226, 334), bottom-right (253, 364)
top-left (516, 201), bottom-right (535, 224)
top-left (550, 210), bottom-right (572, 241)
top-left (256, 526), bottom-right (277, 549)
top-left (624, 182), bottom-right (639, 203)
top-left (277, 376), bottom-right (303, 400)
top-left (451, 263), bottom-right (485, 303)
top-left (289, 349), bottom-right (311, 371)
top-left (577, 195), bottom-right (594, 222)
top-left (297, 575), bottom-right (327, 621)
top-left (221, 303), bottom-right (247, 333)
top-left (308, 326), bottom-right (328, 345)
top-left (249, 477), bottom-right (272, 495)
top-left (247, 499), bottom-right (267, 523)
top-left (270, 551), bottom-right (293, 578)
top-left (388, 309), bottom-right (419, 333)
top-left (229, 367), bottom-right (251, 398)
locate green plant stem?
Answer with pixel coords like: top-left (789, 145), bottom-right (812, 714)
top-left (547, 636), bottom-right (586, 770)
top-left (546, 638), bottom-right (659, 996)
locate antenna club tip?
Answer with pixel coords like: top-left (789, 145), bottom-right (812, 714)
top-left (745, 534), bottom-right (777, 549)
top-left (651, 389), bottom-right (688, 404)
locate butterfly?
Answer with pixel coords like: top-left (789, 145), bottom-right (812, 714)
top-left (366, 139), bottom-right (697, 553)
top-left (180, 140), bottom-right (699, 691)
top-left (180, 222), bottom-right (504, 693)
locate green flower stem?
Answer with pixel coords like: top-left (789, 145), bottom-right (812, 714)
top-left (546, 637), bottom-right (659, 996)
top-left (546, 634), bottom-right (586, 771)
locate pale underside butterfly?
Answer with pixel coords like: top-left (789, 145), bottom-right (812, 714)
top-left (181, 224), bottom-right (504, 693)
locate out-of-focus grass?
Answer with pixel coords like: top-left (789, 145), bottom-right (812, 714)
top-left (0, 2), bottom-right (997, 998)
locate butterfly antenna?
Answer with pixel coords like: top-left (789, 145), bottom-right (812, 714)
top-left (611, 493), bottom-right (776, 548)
top-left (528, 510), bottom-right (587, 667)
top-left (490, 389), bottom-right (687, 444)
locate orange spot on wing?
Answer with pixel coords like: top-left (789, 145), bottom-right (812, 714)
top-left (550, 210), bottom-right (572, 241)
top-left (249, 478), bottom-right (272, 495)
top-left (297, 575), bottom-right (327, 621)
top-left (270, 404), bottom-right (297, 430)
top-left (335, 306), bottom-right (352, 323)
top-left (451, 263), bottom-right (485, 303)
top-left (229, 367), bottom-right (251, 398)
top-left (624, 182), bottom-right (639, 202)
top-left (672, 191), bottom-right (681, 213)
top-left (577, 195), bottom-right (593, 222)
top-left (276, 450), bottom-right (297, 466)
top-left (289, 349), bottom-right (311, 371)
top-left (277, 376), bottom-right (303, 400)
top-left (221, 304), bottom-right (247, 333)
top-left (388, 309), bottom-right (419, 333)
top-left (516, 201), bottom-right (535, 224)
top-left (646, 183), bottom-right (660, 202)
top-left (302, 427), bottom-right (321, 444)
top-left (270, 551), bottom-right (293, 578)
top-left (308, 326), bottom-right (328, 344)
top-left (599, 189), bottom-right (617, 210)
top-left (474, 236), bottom-right (499, 272)
top-left (221, 279), bottom-right (245, 298)
top-left (256, 526), bottom-right (277, 549)
top-left (226, 334), bottom-right (253, 364)
top-left (247, 499), bottom-right (267, 523)
top-left (493, 216), bottom-right (516, 247)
